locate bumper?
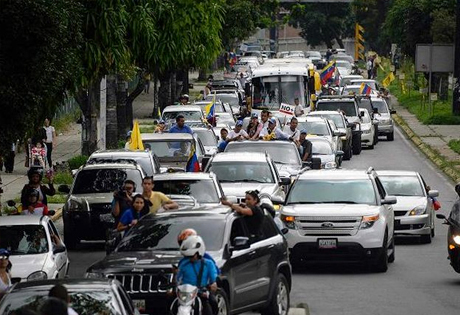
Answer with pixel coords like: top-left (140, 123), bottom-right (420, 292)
top-left (378, 124), bottom-right (394, 135)
top-left (361, 131), bottom-right (373, 145)
top-left (395, 214), bottom-right (430, 235)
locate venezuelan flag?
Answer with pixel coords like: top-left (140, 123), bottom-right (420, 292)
top-left (186, 143), bottom-right (200, 172)
top-left (359, 83), bottom-right (372, 95)
top-left (320, 61), bottom-right (336, 85)
top-left (205, 102), bottom-right (215, 121)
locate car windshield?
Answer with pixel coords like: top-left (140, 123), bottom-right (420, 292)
top-left (287, 179), bottom-right (377, 205)
top-left (194, 130), bottom-right (217, 146)
top-left (352, 81), bottom-right (377, 90)
top-left (88, 156), bottom-right (154, 176)
top-left (311, 141), bottom-right (333, 155)
top-left (336, 61), bottom-right (352, 69)
top-left (0, 225), bottom-right (48, 255)
top-left (379, 176), bottom-right (424, 196)
top-left (208, 161), bottom-right (275, 183)
top-left (163, 111), bottom-right (202, 121)
top-left (73, 169), bottom-right (143, 194)
top-left (316, 102), bottom-right (358, 117)
top-left (306, 51), bottom-right (321, 58)
top-left (371, 100), bottom-right (389, 113)
top-left (196, 101), bottom-right (226, 113)
top-left (143, 140), bottom-right (193, 160)
top-left (154, 180), bottom-right (219, 203)
top-left (225, 143), bottom-right (301, 165)
top-left (297, 121), bottom-right (330, 136)
top-left (0, 289), bottom-right (119, 315)
top-left (358, 98), bottom-right (373, 112)
top-left (343, 87), bottom-right (360, 95)
top-left (316, 114), bottom-right (345, 128)
top-left (117, 215), bottom-right (225, 252)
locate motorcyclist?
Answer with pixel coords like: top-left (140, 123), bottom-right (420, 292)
top-left (177, 235), bottom-right (217, 315)
top-left (449, 183), bottom-right (460, 227)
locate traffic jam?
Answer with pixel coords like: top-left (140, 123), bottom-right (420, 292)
top-left (1, 48), bottom-right (458, 315)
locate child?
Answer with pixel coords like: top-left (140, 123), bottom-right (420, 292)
top-left (31, 142), bottom-right (46, 168)
top-left (22, 189), bottom-right (49, 215)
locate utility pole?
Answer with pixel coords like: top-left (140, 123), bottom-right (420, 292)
top-left (453, 0), bottom-right (460, 115)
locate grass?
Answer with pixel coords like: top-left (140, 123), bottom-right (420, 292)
top-left (140, 125), bottom-right (155, 133)
top-left (47, 193), bottom-right (68, 204)
top-left (449, 139), bottom-right (460, 154)
top-left (54, 108), bottom-right (81, 133)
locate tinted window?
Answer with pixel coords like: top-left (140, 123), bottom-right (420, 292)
top-left (154, 180), bottom-right (219, 203)
top-left (357, 99), bottom-right (373, 112)
top-left (73, 169), bottom-right (143, 194)
top-left (117, 215), bottom-right (225, 252)
top-left (314, 114), bottom-right (345, 128)
top-left (260, 217), bottom-right (278, 239)
top-left (225, 143), bottom-right (301, 165)
top-left (0, 225), bottom-right (48, 255)
top-left (379, 176), bottom-right (424, 197)
top-left (311, 141), bottom-right (333, 155)
top-left (143, 140), bottom-right (192, 159)
top-left (163, 111), bottom-right (202, 121)
top-left (88, 156), bottom-right (154, 176)
top-left (297, 121), bottom-right (330, 136)
top-left (208, 162), bottom-right (275, 183)
top-left (316, 102), bottom-right (358, 117)
top-left (287, 179), bottom-right (377, 205)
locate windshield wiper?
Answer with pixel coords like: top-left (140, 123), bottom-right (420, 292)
top-left (240, 179), bottom-right (269, 183)
top-left (287, 201), bottom-right (317, 204)
top-left (324, 201), bottom-right (359, 204)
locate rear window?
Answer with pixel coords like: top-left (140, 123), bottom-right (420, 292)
top-left (73, 169), bottom-right (143, 194)
top-left (316, 101), bottom-right (357, 117)
top-left (154, 179), bottom-right (219, 203)
top-left (88, 156), bottom-right (154, 176)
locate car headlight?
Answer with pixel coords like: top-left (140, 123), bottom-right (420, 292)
top-left (324, 161), bottom-right (337, 169)
top-left (280, 214), bottom-right (296, 229)
top-left (85, 272), bottom-right (105, 279)
top-left (359, 214), bottom-right (379, 229)
top-left (453, 235), bottom-right (460, 245)
top-left (340, 136), bottom-right (347, 141)
top-left (27, 271), bottom-right (47, 281)
top-left (409, 206), bottom-right (426, 216)
top-left (362, 129), bottom-right (371, 134)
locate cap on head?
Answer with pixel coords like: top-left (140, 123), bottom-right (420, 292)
top-left (300, 129), bottom-right (308, 134)
top-left (236, 120), bottom-right (243, 127)
top-left (180, 94), bottom-right (189, 100)
top-left (0, 248), bottom-right (10, 256)
top-left (268, 118), bottom-right (276, 125)
top-left (127, 131), bottom-right (132, 137)
top-left (251, 113), bottom-right (258, 119)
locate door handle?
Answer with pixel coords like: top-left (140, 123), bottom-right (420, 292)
top-left (268, 245), bottom-right (275, 249)
top-left (248, 251), bottom-right (256, 256)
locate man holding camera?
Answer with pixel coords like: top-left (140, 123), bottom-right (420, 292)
top-left (112, 180), bottom-right (138, 226)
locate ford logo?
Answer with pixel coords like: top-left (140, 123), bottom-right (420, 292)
top-left (321, 222), bottom-right (334, 228)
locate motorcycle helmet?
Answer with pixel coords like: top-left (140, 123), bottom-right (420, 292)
top-left (180, 235), bottom-right (205, 257)
top-left (27, 168), bottom-right (43, 181)
top-left (455, 182), bottom-right (460, 195)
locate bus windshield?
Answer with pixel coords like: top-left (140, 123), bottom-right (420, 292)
top-left (252, 76), bottom-right (306, 110)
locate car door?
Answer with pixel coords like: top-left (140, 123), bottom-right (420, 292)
top-left (375, 177), bottom-right (394, 239)
top-left (227, 217), bottom-right (260, 310)
top-left (48, 221), bottom-right (68, 278)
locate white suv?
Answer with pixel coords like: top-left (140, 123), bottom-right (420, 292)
top-left (280, 168), bottom-right (396, 272)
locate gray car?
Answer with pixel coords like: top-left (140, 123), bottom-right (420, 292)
top-left (192, 127), bottom-right (218, 156)
top-left (371, 96), bottom-right (396, 141)
top-left (308, 137), bottom-right (344, 169)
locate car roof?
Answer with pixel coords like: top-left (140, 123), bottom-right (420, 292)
top-left (351, 79), bottom-right (377, 83)
top-left (296, 116), bottom-right (327, 123)
top-left (141, 133), bottom-right (194, 140)
top-left (298, 169), bottom-right (372, 180)
top-left (154, 172), bottom-right (216, 181)
top-left (226, 140), bottom-right (297, 147)
top-left (10, 279), bottom-right (117, 291)
top-left (317, 97), bottom-right (356, 102)
top-left (90, 150), bottom-right (151, 158)
top-left (192, 127), bottom-right (214, 132)
top-left (163, 105), bottom-right (202, 112)
top-left (344, 85), bottom-right (362, 89)
top-left (309, 111), bottom-right (343, 117)
top-left (376, 170), bottom-right (420, 177)
top-left (211, 152), bottom-right (268, 162)
top-left (81, 162), bottom-right (140, 170)
top-left (0, 215), bottom-right (48, 226)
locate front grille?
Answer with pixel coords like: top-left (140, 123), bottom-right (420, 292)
top-left (107, 273), bottom-right (173, 294)
top-left (395, 220), bottom-right (425, 231)
top-left (296, 216), bottom-right (362, 236)
top-left (394, 210), bottom-right (407, 217)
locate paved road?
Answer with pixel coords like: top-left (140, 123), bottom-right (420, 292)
top-left (58, 125), bottom-right (460, 315)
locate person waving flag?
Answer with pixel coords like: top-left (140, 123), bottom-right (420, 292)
top-left (359, 82), bottom-right (372, 95)
top-left (205, 93), bottom-right (216, 126)
top-left (320, 61), bottom-right (336, 85)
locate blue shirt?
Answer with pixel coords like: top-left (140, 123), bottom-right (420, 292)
top-left (177, 258), bottom-right (217, 288)
top-left (119, 209), bottom-right (141, 226)
top-left (169, 124), bottom-right (193, 135)
top-left (179, 253), bottom-right (220, 275)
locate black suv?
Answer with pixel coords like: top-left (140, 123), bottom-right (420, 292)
top-left (86, 207), bottom-right (292, 315)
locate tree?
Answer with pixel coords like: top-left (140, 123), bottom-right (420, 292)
top-left (431, 8), bottom-right (456, 43)
top-left (287, 3), bottom-right (353, 49)
top-left (0, 0), bottom-right (83, 154)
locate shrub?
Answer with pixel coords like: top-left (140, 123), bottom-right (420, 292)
top-left (448, 139), bottom-right (460, 154)
top-left (53, 171), bottom-right (73, 185)
top-left (67, 155), bottom-right (88, 170)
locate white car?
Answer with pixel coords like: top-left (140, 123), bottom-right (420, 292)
top-left (371, 96), bottom-right (396, 141)
top-left (0, 215), bottom-right (69, 281)
top-left (280, 168), bottom-right (396, 272)
top-left (377, 170), bottom-right (439, 243)
top-left (161, 105), bottom-right (204, 126)
top-left (296, 116), bottom-right (343, 152)
top-left (359, 108), bottom-right (376, 149)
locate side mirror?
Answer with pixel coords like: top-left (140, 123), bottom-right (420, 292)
top-left (153, 120), bottom-right (158, 125)
top-left (436, 214), bottom-right (446, 220)
top-left (53, 244), bottom-right (66, 255)
top-left (336, 150), bottom-right (344, 156)
top-left (381, 196), bottom-right (397, 205)
top-left (310, 157), bottom-right (322, 170)
top-left (6, 200), bottom-right (16, 207)
top-left (281, 227), bottom-right (289, 235)
top-left (271, 195), bottom-right (285, 205)
top-left (58, 185), bottom-right (71, 194)
top-left (390, 110), bottom-right (397, 114)
top-left (302, 161), bottom-right (311, 168)
top-left (279, 177), bottom-right (291, 186)
top-left (231, 236), bottom-right (250, 251)
top-left (71, 169), bottom-right (78, 177)
top-left (360, 110), bottom-right (366, 117)
top-left (428, 190), bottom-right (439, 198)
top-left (333, 131), bottom-right (346, 137)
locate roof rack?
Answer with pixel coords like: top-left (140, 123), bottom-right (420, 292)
top-left (86, 158), bottom-right (139, 166)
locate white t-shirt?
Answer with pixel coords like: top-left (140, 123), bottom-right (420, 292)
top-left (295, 105), bottom-right (304, 117)
top-left (44, 126), bottom-right (55, 143)
top-left (228, 129), bottom-right (248, 140)
top-left (283, 126), bottom-right (300, 141)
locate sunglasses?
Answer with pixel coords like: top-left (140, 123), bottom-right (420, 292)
top-left (0, 255), bottom-right (9, 260)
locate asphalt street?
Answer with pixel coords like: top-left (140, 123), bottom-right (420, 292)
top-left (56, 125), bottom-right (460, 315)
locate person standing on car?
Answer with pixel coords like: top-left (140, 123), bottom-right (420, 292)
top-left (294, 98), bottom-right (304, 117)
top-left (0, 249), bottom-right (12, 297)
top-left (247, 113), bottom-right (261, 139)
top-left (142, 176), bottom-right (178, 214)
top-left (227, 120), bottom-right (249, 142)
top-left (43, 118), bottom-right (57, 168)
top-left (112, 179), bottom-right (136, 226)
top-left (21, 168), bottom-right (55, 210)
top-left (298, 129), bottom-right (313, 161)
top-left (283, 117), bottom-right (300, 141)
top-left (117, 194), bottom-right (146, 232)
top-left (169, 115), bottom-right (193, 135)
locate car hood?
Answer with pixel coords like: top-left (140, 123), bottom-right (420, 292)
top-left (69, 193), bottom-right (114, 204)
top-left (392, 196), bottom-right (427, 211)
top-left (220, 182), bottom-right (277, 197)
top-left (281, 203), bottom-right (381, 217)
top-left (375, 113), bottom-right (391, 120)
top-left (204, 145), bottom-right (218, 155)
top-left (9, 254), bottom-right (48, 279)
top-left (276, 163), bottom-right (302, 176)
top-left (311, 154), bottom-right (335, 164)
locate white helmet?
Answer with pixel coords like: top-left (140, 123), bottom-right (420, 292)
top-left (180, 235), bottom-right (206, 257)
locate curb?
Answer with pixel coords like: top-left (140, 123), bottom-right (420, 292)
top-left (393, 114), bottom-right (460, 182)
top-left (51, 208), bottom-right (63, 222)
top-left (295, 303), bottom-right (310, 315)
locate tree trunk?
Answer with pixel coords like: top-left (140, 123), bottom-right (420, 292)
top-left (78, 80), bottom-right (100, 156)
top-left (198, 68), bottom-right (207, 81)
top-left (116, 75), bottom-right (128, 139)
top-left (158, 71), bottom-right (172, 113)
top-left (152, 73), bottom-right (160, 118)
top-left (170, 71), bottom-right (177, 104)
top-left (106, 74), bottom-right (118, 149)
top-left (126, 77), bottom-right (145, 122)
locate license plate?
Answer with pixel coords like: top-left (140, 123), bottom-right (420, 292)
top-left (318, 239), bottom-right (337, 249)
top-left (133, 299), bottom-right (146, 311)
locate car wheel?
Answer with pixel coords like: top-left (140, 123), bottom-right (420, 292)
top-left (352, 135), bottom-right (362, 155)
top-left (371, 232), bottom-right (388, 273)
top-left (261, 274), bottom-right (290, 315)
top-left (387, 132), bottom-right (394, 141)
top-left (368, 140), bottom-right (375, 150)
top-left (431, 225), bottom-right (435, 237)
top-left (64, 229), bottom-right (79, 250)
top-left (420, 233), bottom-right (432, 244)
top-left (343, 145), bottom-right (351, 160)
top-left (215, 289), bottom-right (229, 315)
top-left (388, 236), bottom-right (395, 263)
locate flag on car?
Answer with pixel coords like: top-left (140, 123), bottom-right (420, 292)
top-left (129, 120), bottom-right (144, 151)
top-left (359, 82), bottom-right (372, 95)
top-left (320, 61), bottom-right (336, 85)
top-left (186, 143), bottom-right (200, 172)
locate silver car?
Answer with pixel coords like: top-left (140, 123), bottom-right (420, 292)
top-left (0, 215), bottom-right (69, 281)
top-left (296, 116), bottom-right (343, 152)
top-left (378, 170), bottom-right (439, 243)
top-left (371, 97), bottom-right (396, 141)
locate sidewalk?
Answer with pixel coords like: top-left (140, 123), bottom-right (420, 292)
top-left (392, 97), bottom-right (460, 181)
top-left (1, 124), bottom-right (82, 202)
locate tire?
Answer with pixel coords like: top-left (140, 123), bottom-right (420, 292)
top-left (387, 132), bottom-right (394, 141)
top-left (368, 140), bottom-right (375, 150)
top-left (261, 274), bottom-right (290, 315)
top-left (374, 126), bottom-right (379, 144)
top-left (215, 289), bottom-right (230, 315)
top-left (420, 233), bottom-right (432, 244)
top-left (343, 144), bottom-right (352, 160)
top-left (431, 226), bottom-right (435, 238)
top-left (371, 232), bottom-right (389, 273)
top-left (64, 229), bottom-right (79, 250)
top-left (388, 236), bottom-right (395, 263)
top-left (352, 135), bottom-right (362, 155)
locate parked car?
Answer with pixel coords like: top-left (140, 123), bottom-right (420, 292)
top-left (61, 161), bottom-right (145, 249)
top-left (307, 137), bottom-right (344, 168)
top-left (87, 149), bottom-right (161, 176)
top-left (0, 215), bottom-right (69, 282)
top-left (0, 279), bottom-right (139, 315)
top-left (371, 96), bottom-right (396, 141)
top-left (359, 108), bottom-right (376, 149)
top-left (87, 208), bottom-right (292, 315)
top-left (377, 170), bottom-right (439, 243)
top-left (280, 167), bottom-right (396, 272)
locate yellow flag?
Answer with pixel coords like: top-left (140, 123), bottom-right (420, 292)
top-left (129, 120), bottom-right (144, 151)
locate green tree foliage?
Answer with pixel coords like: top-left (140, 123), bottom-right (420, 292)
top-left (288, 3), bottom-right (353, 49)
top-left (0, 0), bottom-right (83, 153)
top-left (431, 8), bottom-right (456, 43)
